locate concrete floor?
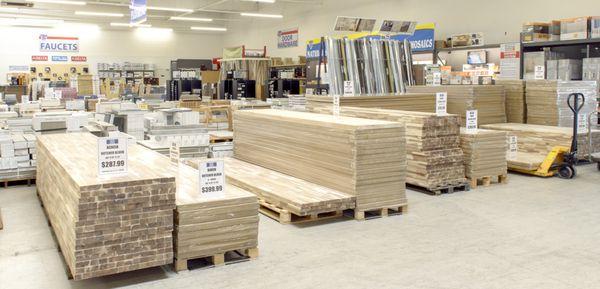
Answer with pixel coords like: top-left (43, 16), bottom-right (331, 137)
top-left (0, 165), bottom-right (599, 289)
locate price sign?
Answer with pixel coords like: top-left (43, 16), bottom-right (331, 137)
top-left (578, 113), bottom-right (588, 132)
top-left (507, 135), bottom-right (518, 160)
top-left (534, 65), bottom-right (545, 80)
top-left (97, 137), bottom-right (128, 176)
top-left (466, 110), bottom-right (478, 133)
top-left (432, 72), bottom-right (442, 86)
top-left (198, 159), bottom-right (225, 199)
top-left (436, 92), bottom-right (447, 116)
top-left (343, 81), bottom-right (355, 96)
top-left (305, 88), bottom-right (314, 96)
top-left (332, 95), bottom-right (341, 117)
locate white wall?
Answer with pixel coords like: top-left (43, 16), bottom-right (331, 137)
top-left (0, 26), bottom-right (223, 84)
top-left (224, 0), bottom-right (600, 58)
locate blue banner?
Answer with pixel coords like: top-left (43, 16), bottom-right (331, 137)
top-left (130, 0), bottom-right (147, 24)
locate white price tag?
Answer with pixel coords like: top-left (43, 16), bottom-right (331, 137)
top-left (534, 65), bottom-right (545, 80)
top-left (507, 135), bottom-right (518, 160)
top-left (305, 88), bottom-right (314, 96)
top-left (466, 110), bottom-right (478, 133)
top-left (343, 81), bottom-right (355, 96)
top-left (578, 113), bottom-right (588, 132)
top-left (436, 92), bottom-right (447, 116)
top-left (199, 159), bottom-right (225, 199)
top-left (332, 95), bottom-right (341, 117)
top-left (432, 72), bottom-right (442, 86)
top-left (97, 137), bottom-right (128, 176)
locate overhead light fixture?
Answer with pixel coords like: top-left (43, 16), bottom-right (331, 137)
top-left (30, 0), bottom-right (86, 5)
top-left (191, 26), bottom-right (227, 32)
top-left (145, 6), bottom-right (193, 13)
top-left (0, 7), bottom-right (20, 12)
top-left (11, 17), bottom-right (64, 27)
top-left (75, 11), bottom-right (123, 17)
top-left (111, 22), bottom-right (151, 28)
top-left (241, 0), bottom-right (276, 3)
top-left (170, 16), bottom-right (212, 22)
top-left (240, 12), bottom-right (283, 18)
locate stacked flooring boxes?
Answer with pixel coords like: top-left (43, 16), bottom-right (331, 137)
top-left (305, 93), bottom-right (436, 113)
top-left (0, 132), bottom-right (36, 181)
top-left (460, 129), bottom-right (508, 187)
top-left (495, 80), bottom-right (527, 123)
top-left (233, 109), bottom-right (407, 218)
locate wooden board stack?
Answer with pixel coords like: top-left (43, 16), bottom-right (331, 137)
top-left (481, 123), bottom-right (600, 170)
top-left (305, 93), bottom-right (436, 113)
top-left (312, 107), bottom-right (466, 192)
top-left (495, 79), bottom-right (526, 123)
top-left (525, 80), bottom-right (598, 126)
top-left (174, 162), bottom-right (259, 271)
top-left (233, 109), bottom-right (407, 217)
top-left (220, 157), bottom-right (355, 224)
top-left (460, 128), bottom-right (508, 187)
top-left (36, 133), bottom-right (176, 280)
top-left (407, 85), bottom-right (507, 125)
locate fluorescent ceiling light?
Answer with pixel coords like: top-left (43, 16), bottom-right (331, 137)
top-left (241, 0), bottom-right (276, 3)
top-left (137, 27), bottom-right (172, 32)
top-left (145, 6), bottom-right (193, 13)
top-left (240, 12), bottom-right (282, 18)
top-left (111, 22), bottom-right (151, 28)
top-left (30, 0), bottom-right (86, 5)
top-left (191, 26), bottom-right (227, 32)
top-left (75, 11), bottom-right (123, 17)
top-left (0, 7), bottom-right (19, 12)
top-left (10, 17), bottom-right (64, 27)
top-left (170, 16), bottom-right (212, 22)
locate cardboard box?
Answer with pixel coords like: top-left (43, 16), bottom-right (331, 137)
top-left (591, 17), bottom-right (600, 38)
top-left (560, 17), bottom-right (589, 40)
top-left (557, 59), bottom-right (583, 80)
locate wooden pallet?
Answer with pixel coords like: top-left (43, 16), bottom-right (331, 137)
top-left (174, 247), bottom-right (258, 272)
top-left (258, 199), bottom-right (344, 224)
top-left (349, 204), bottom-right (408, 221)
top-left (408, 181), bottom-right (471, 196)
top-left (1, 178), bottom-right (35, 188)
top-left (469, 174), bottom-right (508, 189)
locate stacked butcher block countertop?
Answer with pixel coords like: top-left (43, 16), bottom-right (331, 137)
top-left (460, 128), bottom-right (508, 186)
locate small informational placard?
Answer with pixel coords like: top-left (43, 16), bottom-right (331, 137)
top-left (332, 95), bottom-right (341, 117)
top-left (198, 159), bottom-right (225, 199)
top-left (305, 88), bottom-right (315, 96)
top-left (277, 27), bottom-right (299, 49)
top-left (436, 92), bottom-right (447, 116)
top-left (578, 113), bottom-right (588, 132)
top-left (432, 72), bottom-right (442, 86)
top-left (507, 135), bottom-right (518, 160)
top-left (97, 137), bottom-right (128, 176)
top-left (534, 65), bottom-right (545, 80)
top-left (343, 81), bottom-right (355, 96)
top-left (379, 20), bottom-right (417, 35)
top-left (466, 110), bottom-right (478, 133)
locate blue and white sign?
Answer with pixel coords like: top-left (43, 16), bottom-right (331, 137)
top-left (130, 0), bottom-right (147, 24)
top-left (51, 55), bottom-right (68, 62)
top-left (278, 28), bottom-right (299, 49)
top-left (39, 34), bottom-right (79, 53)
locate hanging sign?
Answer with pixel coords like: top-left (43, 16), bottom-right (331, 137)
top-left (278, 28), bottom-right (299, 49)
top-left (130, 0), bottom-right (147, 24)
top-left (32, 55), bottom-right (48, 61)
top-left (466, 110), bottom-right (478, 133)
top-left (97, 137), bottom-right (128, 176)
top-left (39, 34), bottom-right (79, 53)
top-left (379, 20), bottom-right (417, 35)
top-left (71, 56), bottom-right (87, 62)
top-left (333, 16), bottom-right (377, 32)
top-left (332, 95), bottom-right (341, 117)
top-left (534, 65), bottom-right (545, 80)
top-left (436, 92), bottom-right (447, 116)
top-left (198, 159), bottom-right (225, 199)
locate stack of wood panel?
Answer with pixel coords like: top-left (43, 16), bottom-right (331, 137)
top-left (174, 162), bottom-right (259, 271)
top-left (407, 85), bottom-right (507, 125)
top-left (221, 157), bottom-right (355, 223)
top-left (36, 133), bottom-right (176, 280)
top-left (233, 109), bottom-right (407, 216)
top-left (305, 93), bottom-right (436, 113)
top-left (481, 123), bottom-right (600, 170)
top-left (496, 79), bottom-right (526, 123)
top-left (460, 128), bottom-right (508, 184)
top-left (525, 80), bottom-right (598, 126)
top-left (312, 107), bottom-right (466, 191)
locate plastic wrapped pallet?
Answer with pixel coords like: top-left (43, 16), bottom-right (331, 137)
top-left (305, 94), bottom-right (436, 113)
top-left (36, 133), bottom-right (176, 280)
top-left (525, 80), bottom-right (598, 127)
top-left (233, 109), bottom-right (407, 213)
top-left (460, 128), bottom-right (508, 180)
top-left (495, 79), bottom-right (526, 123)
top-left (407, 85), bottom-right (507, 125)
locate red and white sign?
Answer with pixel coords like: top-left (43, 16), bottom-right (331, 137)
top-left (32, 55), bottom-right (48, 61)
top-left (278, 28), bottom-right (299, 49)
top-left (499, 42), bottom-right (521, 79)
top-left (71, 56), bottom-right (87, 62)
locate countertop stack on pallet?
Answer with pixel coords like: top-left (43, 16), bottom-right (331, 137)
top-left (313, 107), bottom-right (467, 194)
top-left (460, 128), bottom-right (508, 188)
top-left (174, 162), bottom-right (259, 271)
top-left (305, 93), bottom-right (436, 113)
top-left (481, 123), bottom-right (600, 170)
top-left (495, 79), bottom-right (526, 123)
top-left (525, 80), bottom-right (598, 127)
top-left (233, 109), bottom-right (407, 219)
top-left (407, 85), bottom-right (507, 125)
top-left (36, 133), bottom-right (176, 280)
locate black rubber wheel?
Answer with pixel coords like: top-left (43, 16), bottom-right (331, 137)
top-left (558, 164), bottom-right (576, 179)
top-left (597, 162), bottom-right (600, 171)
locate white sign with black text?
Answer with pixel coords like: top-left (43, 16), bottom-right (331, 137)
top-left (534, 65), bottom-right (545, 80)
top-left (432, 72), bottom-right (442, 86)
top-left (198, 159), bottom-right (225, 199)
top-left (333, 95), bottom-right (341, 117)
top-left (436, 92), bottom-right (447, 116)
top-left (343, 81), bottom-right (355, 96)
top-left (466, 110), bottom-right (478, 133)
top-left (578, 113), bottom-right (588, 132)
top-left (508, 135), bottom-right (518, 160)
top-left (97, 137), bottom-right (128, 176)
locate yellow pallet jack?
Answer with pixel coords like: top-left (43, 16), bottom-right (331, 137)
top-left (511, 146), bottom-right (571, 177)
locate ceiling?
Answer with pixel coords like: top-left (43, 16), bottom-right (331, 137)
top-left (0, 0), bottom-right (322, 32)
